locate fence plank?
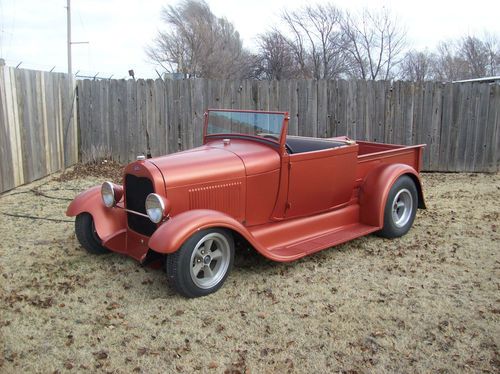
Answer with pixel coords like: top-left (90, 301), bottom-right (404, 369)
top-left (396, 81), bottom-right (405, 144)
top-left (488, 85), bottom-right (500, 172)
top-left (257, 80), bottom-right (270, 111)
top-left (44, 72), bottom-right (57, 172)
top-left (0, 67), bottom-right (15, 191)
top-left (421, 82), bottom-right (434, 169)
top-left (455, 83), bottom-right (470, 171)
top-left (8, 68), bottom-right (24, 186)
top-left (153, 79), bottom-right (167, 157)
top-left (428, 83), bottom-right (443, 170)
top-left (192, 79), bottom-right (205, 147)
top-left (317, 80), bottom-right (327, 138)
top-left (137, 79), bottom-right (148, 156)
top-left (278, 80), bottom-right (290, 117)
top-left (269, 80), bottom-right (280, 111)
top-left (364, 80), bottom-right (374, 141)
top-left (288, 81), bottom-right (299, 136)
top-left (472, 84), bottom-right (490, 171)
top-left (464, 83), bottom-right (480, 172)
top-left (60, 74), bottom-right (75, 167)
top-left (18, 69), bottom-right (34, 181)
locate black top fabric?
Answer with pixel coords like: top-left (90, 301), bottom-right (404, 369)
top-left (286, 136), bottom-right (346, 154)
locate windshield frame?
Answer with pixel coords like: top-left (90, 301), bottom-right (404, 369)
top-left (203, 109), bottom-right (289, 151)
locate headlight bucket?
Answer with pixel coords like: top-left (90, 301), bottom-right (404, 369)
top-left (101, 181), bottom-right (123, 208)
top-left (145, 193), bottom-right (171, 223)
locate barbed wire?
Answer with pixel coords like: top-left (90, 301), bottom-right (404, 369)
top-left (1, 58), bottom-right (170, 81)
top-left (1, 59), bottom-right (133, 80)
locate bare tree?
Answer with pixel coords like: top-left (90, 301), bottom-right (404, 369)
top-left (482, 33), bottom-right (500, 76)
top-left (256, 31), bottom-right (298, 80)
top-left (431, 41), bottom-right (465, 81)
top-left (147, 0), bottom-right (253, 79)
top-left (341, 8), bottom-right (406, 80)
top-left (279, 4), bottom-right (347, 79)
top-left (459, 36), bottom-right (491, 77)
top-left (399, 50), bottom-right (435, 81)
top-left (458, 34), bottom-right (500, 78)
top-left (431, 34), bottom-right (499, 81)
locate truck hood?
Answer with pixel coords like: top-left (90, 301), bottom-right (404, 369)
top-left (147, 139), bottom-right (280, 188)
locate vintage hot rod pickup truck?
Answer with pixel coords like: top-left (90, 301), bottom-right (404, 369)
top-left (67, 109), bottom-right (425, 298)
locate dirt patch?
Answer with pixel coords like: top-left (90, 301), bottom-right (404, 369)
top-left (0, 171), bottom-right (499, 373)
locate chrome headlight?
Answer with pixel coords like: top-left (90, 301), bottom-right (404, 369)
top-left (101, 181), bottom-right (116, 207)
top-left (145, 193), bottom-right (167, 223)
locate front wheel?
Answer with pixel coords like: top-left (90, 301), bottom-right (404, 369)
top-left (166, 229), bottom-right (234, 298)
top-left (377, 175), bottom-right (418, 238)
top-left (75, 213), bottom-right (110, 254)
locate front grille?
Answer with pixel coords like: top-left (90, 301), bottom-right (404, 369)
top-left (125, 174), bottom-right (157, 236)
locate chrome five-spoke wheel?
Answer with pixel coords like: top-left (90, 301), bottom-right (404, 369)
top-left (391, 188), bottom-right (413, 228)
top-left (166, 228), bottom-right (234, 298)
top-left (378, 175), bottom-right (418, 238)
top-left (190, 232), bottom-right (231, 289)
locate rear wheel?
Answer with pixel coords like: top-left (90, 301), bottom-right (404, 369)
top-left (377, 175), bottom-right (418, 238)
top-left (166, 228), bottom-right (234, 298)
top-left (75, 213), bottom-right (109, 254)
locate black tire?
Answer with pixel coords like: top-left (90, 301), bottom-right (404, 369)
top-left (75, 213), bottom-right (109, 254)
top-left (166, 228), bottom-right (234, 298)
top-left (377, 175), bottom-right (418, 239)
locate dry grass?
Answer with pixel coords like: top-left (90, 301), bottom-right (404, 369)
top-left (0, 169), bottom-right (499, 373)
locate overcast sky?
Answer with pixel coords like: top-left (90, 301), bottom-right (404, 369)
top-left (0, 0), bottom-right (499, 79)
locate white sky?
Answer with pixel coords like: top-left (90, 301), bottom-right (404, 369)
top-left (0, 0), bottom-right (499, 79)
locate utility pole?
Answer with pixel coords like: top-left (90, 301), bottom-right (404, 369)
top-left (64, 0), bottom-right (72, 172)
top-left (66, 0), bottom-right (88, 79)
top-left (67, 0), bottom-right (72, 77)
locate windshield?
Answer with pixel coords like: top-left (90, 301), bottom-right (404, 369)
top-left (206, 110), bottom-right (286, 143)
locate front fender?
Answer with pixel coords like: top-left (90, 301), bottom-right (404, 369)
top-left (149, 209), bottom-right (260, 255)
top-left (66, 186), bottom-right (126, 241)
top-left (359, 164), bottom-right (425, 228)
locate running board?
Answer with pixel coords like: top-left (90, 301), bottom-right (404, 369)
top-left (269, 223), bottom-right (379, 261)
top-left (247, 204), bottom-right (379, 262)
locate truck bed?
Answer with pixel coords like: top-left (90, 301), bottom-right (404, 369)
top-left (324, 136), bottom-right (425, 175)
top-left (356, 140), bottom-right (425, 176)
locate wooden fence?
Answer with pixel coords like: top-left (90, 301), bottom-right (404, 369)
top-left (1, 74), bottom-right (498, 193)
top-left (78, 79), bottom-right (499, 173)
top-left (0, 66), bottom-right (78, 192)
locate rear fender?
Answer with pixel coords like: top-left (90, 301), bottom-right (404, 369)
top-left (359, 164), bottom-right (425, 228)
top-left (149, 209), bottom-right (263, 255)
top-left (66, 186), bottom-right (126, 240)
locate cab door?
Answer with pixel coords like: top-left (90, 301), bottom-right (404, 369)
top-left (284, 145), bottom-right (358, 218)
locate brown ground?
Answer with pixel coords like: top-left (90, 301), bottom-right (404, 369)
top-left (0, 167), bottom-right (499, 373)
